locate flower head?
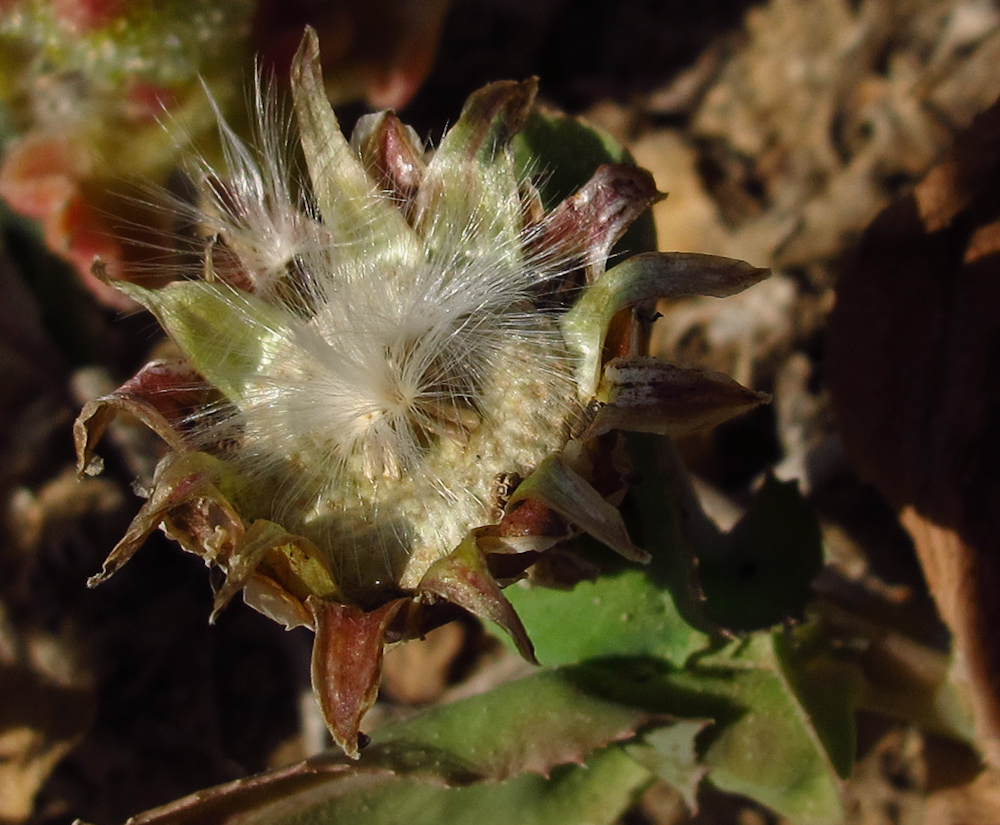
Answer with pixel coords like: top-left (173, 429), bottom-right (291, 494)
top-left (76, 27), bottom-right (767, 756)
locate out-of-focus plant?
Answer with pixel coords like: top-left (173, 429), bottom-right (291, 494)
top-left (0, 0), bottom-right (450, 306)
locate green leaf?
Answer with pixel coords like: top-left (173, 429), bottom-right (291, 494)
top-left (505, 552), bottom-right (710, 668)
top-left (503, 435), bottom-right (847, 822)
top-left (115, 668), bottom-right (657, 825)
top-left (265, 747), bottom-right (650, 825)
top-left (572, 636), bottom-right (846, 825)
top-left (504, 435), bottom-right (715, 667)
top-left (366, 668), bottom-right (654, 781)
top-left (693, 636), bottom-right (845, 824)
top-left (773, 624), bottom-right (857, 780)
top-left (785, 604), bottom-right (974, 769)
top-left (697, 475), bottom-right (824, 631)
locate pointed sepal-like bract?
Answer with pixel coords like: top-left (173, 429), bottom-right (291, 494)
top-left (109, 278), bottom-right (290, 405)
top-left (508, 455), bottom-right (650, 564)
top-left (350, 111), bottom-right (426, 203)
top-left (584, 356), bottom-right (770, 439)
top-left (87, 451), bottom-right (229, 587)
top-left (291, 27), bottom-right (418, 266)
top-left (414, 79), bottom-right (537, 261)
top-left (74, 358), bottom-right (207, 477)
top-left (207, 519), bottom-right (339, 623)
top-left (530, 164), bottom-right (662, 283)
top-left (308, 597), bottom-right (406, 759)
top-left (563, 252), bottom-right (769, 400)
top-left (418, 532), bottom-right (537, 664)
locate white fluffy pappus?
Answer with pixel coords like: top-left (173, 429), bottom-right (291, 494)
top-left (149, 77), bottom-right (587, 594)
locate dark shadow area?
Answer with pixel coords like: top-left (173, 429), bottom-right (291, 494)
top-left (405, 0), bottom-right (762, 134)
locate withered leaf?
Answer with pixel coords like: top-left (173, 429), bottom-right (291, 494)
top-left (826, 96), bottom-right (1000, 765)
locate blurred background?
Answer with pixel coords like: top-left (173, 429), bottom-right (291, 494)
top-left (1, 1), bottom-right (999, 822)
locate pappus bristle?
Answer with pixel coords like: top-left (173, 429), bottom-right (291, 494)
top-left (159, 87), bottom-right (585, 594)
top-left (205, 283), bottom-right (576, 589)
top-left (178, 75), bottom-right (327, 296)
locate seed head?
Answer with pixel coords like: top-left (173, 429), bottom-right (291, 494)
top-left (76, 27), bottom-right (768, 756)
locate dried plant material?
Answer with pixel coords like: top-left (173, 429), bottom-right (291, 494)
top-left (927, 765), bottom-right (1000, 825)
top-left (0, 246), bottom-right (101, 822)
top-left (631, 121), bottom-right (796, 269)
top-left (629, 132), bottom-right (732, 258)
top-left (649, 274), bottom-right (797, 388)
top-left (826, 97), bottom-right (1000, 765)
top-left (381, 623), bottom-right (467, 706)
top-left (771, 353), bottom-right (842, 495)
top-left (841, 727), bottom-right (930, 825)
top-left (1, 466), bottom-right (121, 824)
top-left (0, 252), bottom-right (71, 497)
top-left (0, 634), bottom-right (94, 824)
top-left (693, 0), bottom-right (1000, 271)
